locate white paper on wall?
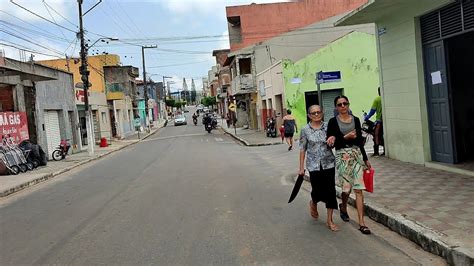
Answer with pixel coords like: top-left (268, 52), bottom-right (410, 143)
top-left (431, 71), bottom-right (442, 85)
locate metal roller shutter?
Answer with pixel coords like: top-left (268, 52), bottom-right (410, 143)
top-left (44, 111), bottom-right (61, 160)
top-left (322, 89), bottom-right (342, 122)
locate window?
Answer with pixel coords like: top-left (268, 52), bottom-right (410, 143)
top-left (239, 58), bottom-right (251, 75)
top-left (101, 112), bottom-right (107, 123)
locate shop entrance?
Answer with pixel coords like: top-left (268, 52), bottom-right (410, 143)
top-left (446, 31), bottom-right (474, 163)
top-left (421, 1), bottom-right (474, 164)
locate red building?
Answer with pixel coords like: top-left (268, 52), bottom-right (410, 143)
top-left (226, 0), bottom-right (367, 51)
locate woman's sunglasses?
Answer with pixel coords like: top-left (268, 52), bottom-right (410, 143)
top-left (309, 111), bottom-right (322, 115)
top-left (337, 102), bottom-right (350, 107)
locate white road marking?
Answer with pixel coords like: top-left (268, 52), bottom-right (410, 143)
top-left (215, 138), bottom-right (223, 142)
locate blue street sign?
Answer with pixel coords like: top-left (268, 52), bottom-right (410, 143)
top-left (317, 71), bottom-right (341, 84)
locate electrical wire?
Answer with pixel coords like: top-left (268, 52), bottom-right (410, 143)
top-left (0, 29), bottom-right (65, 56)
top-left (0, 10), bottom-right (62, 37)
top-left (42, 0), bottom-right (78, 28)
top-left (0, 41), bottom-right (63, 58)
top-left (0, 20), bottom-right (72, 43)
top-left (42, 0), bottom-right (69, 42)
top-left (148, 60), bottom-right (209, 68)
top-left (9, 0), bottom-right (77, 33)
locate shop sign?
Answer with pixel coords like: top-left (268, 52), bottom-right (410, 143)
top-left (0, 112), bottom-right (29, 142)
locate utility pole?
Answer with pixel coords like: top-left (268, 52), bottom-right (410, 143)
top-left (141, 45), bottom-right (157, 132)
top-left (78, 0), bottom-right (102, 155)
top-left (78, 0), bottom-right (94, 155)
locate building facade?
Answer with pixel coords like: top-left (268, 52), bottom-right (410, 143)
top-left (282, 31), bottom-right (380, 133)
top-left (0, 57), bottom-right (80, 159)
top-left (338, 0), bottom-right (474, 166)
top-left (226, 0), bottom-right (368, 51)
top-left (103, 65), bottom-right (138, 139)
top-left (39, 55), bottom-right (120, 144)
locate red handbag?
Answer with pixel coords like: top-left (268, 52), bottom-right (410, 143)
top-left (363, 168), bottom-right (375, 193)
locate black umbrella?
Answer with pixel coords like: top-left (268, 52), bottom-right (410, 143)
top-left (288, 174), bottom-right (305, 203)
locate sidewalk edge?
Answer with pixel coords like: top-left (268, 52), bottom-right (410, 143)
top-left (220, 127), bottom-right (282, 147)
top-left (292, 175), bottom-right (472, 265)
top-left (0, 123), bottom-right (165, 198)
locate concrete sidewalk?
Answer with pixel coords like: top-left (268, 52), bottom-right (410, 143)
top-left (0, 120), bottom-right (166, 198)
top-left (224, 125), bottom-right (473, 265)
top-left (220, 122), bottom-right (283, 146)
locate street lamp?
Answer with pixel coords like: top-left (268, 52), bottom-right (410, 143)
top-left (87, 37), bottom-right (119, 49)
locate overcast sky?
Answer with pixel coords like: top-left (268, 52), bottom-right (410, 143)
top-left (0, 0), bottom-right (288, 91)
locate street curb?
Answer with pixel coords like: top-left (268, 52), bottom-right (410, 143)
top-left (0, 124), bottom-right (164, 198)
top-left (291, 175), bottom-right (473, 265)
top-left (220, 128), bottom-right (282, 147)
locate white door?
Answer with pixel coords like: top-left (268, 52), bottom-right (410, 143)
top-left (44, 111), bottom-right (61, 160)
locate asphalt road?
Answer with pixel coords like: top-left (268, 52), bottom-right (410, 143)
top-left (0, 109), bottom-right (444, 265)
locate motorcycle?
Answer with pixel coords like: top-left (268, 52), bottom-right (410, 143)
top-left (205, 122), bottom-right (212, 133)
top-left (211, 116), bottom-right (218, 129)
top-left (193, 116), bottom-right (198, 126)
top-left (266, 117), bottom-right (277, 138)
top-left (361, 111), bottom-right (375, 146)
top-left (52, 139), bottom-right (71, 161)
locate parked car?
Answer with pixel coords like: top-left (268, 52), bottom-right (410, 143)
top-left (174, 115), bottom-right (187, 126)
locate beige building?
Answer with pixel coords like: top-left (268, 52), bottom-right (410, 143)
top-left (337, 0), bottom-right (474, 169)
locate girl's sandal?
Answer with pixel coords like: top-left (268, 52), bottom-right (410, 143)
top-left (359, 225), bottom-right (371, 235)
top-left (327, 223), bottom-right (339, 232)
top-left (309, 201), bottom-right (319, 219)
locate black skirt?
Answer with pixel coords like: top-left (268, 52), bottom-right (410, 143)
top-left (309, 166), bottom-right (338, 209)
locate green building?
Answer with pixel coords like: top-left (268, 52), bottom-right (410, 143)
top-left (283, 31), bottom-right (380, 133)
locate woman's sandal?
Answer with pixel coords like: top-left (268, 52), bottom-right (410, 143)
top-left (339, 203), bottom-right (350, 222)
top-left (309, 201), bottom-right (319, 219)
top-left (327, 223), bottom-right (339, 232)
top-left (359, 225), bottom-right (371, 235)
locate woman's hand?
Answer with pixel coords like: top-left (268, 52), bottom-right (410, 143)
top-left (327, 136), bottom-right (335, 147)
top-left (344, 130), bottom-right (357, 140)
top-left (364, 160), bottom-right (372, 169)
top-left (298, 168), bottom-right (305, 176)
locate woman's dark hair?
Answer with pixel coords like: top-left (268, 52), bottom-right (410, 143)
top-left (287, 109), bottom-right (292, 115)
top-left (334, 95), bottom-right (349, 106)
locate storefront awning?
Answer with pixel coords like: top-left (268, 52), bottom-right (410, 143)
top-left (335, 0), bottom-right (454, 26)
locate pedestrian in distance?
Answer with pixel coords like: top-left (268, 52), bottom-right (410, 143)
top-left (283, 109), bottom-right (297, 151)
top-left (279, 125), bottom-right (285, 143)
top-left (327, 95), bottom-right (372, 235)
top-left (299, 105), bottom-right (339, 232)
top-left (364, 87), bottom-right (384, 156)
top-left (226, 112), bottom-right (231, 128)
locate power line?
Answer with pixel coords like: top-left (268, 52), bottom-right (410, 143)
top-left (43, 0), bottom-right (78, 28)
top-left (0, 41), bottom-right (63, 58)
top-left (0, 29), bottom-right (64, 56)
top-left (42, 0), bottom-right (69, 42)
top-left (9, 0), bottom-right (77, 33)
top-left (0, 20), bottom-right (72, 43)
top-left (148, 60), bottom-right (210, 68)
top-left (0, 10), bottom-right (69, 39)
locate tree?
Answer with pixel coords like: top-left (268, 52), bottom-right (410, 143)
top-left (165, 99), bottom-right (175, 107)
top-left (201, 96), bottom-right (216, 107)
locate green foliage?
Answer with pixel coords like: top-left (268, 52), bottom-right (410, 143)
top-left (201, 96), bottom-right (216, 107)
top-left (174, 100), bottom-right (187, 109)
top-left (165, 99), bottom-right (175, 107)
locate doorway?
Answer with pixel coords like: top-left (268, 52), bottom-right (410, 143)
top-left (446, 31), bottom-right (474, 163)
top-left (304, 91), bottom-right (319, 123)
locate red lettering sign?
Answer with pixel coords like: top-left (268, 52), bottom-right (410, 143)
top-left (0, 112), bottom-right (29, 143)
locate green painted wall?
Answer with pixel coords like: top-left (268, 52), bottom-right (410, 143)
top-left (282, 31), bottom-right (380, 133)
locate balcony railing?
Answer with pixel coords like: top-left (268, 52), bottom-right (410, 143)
top-left (231, 74), bottom-right (255, 93)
